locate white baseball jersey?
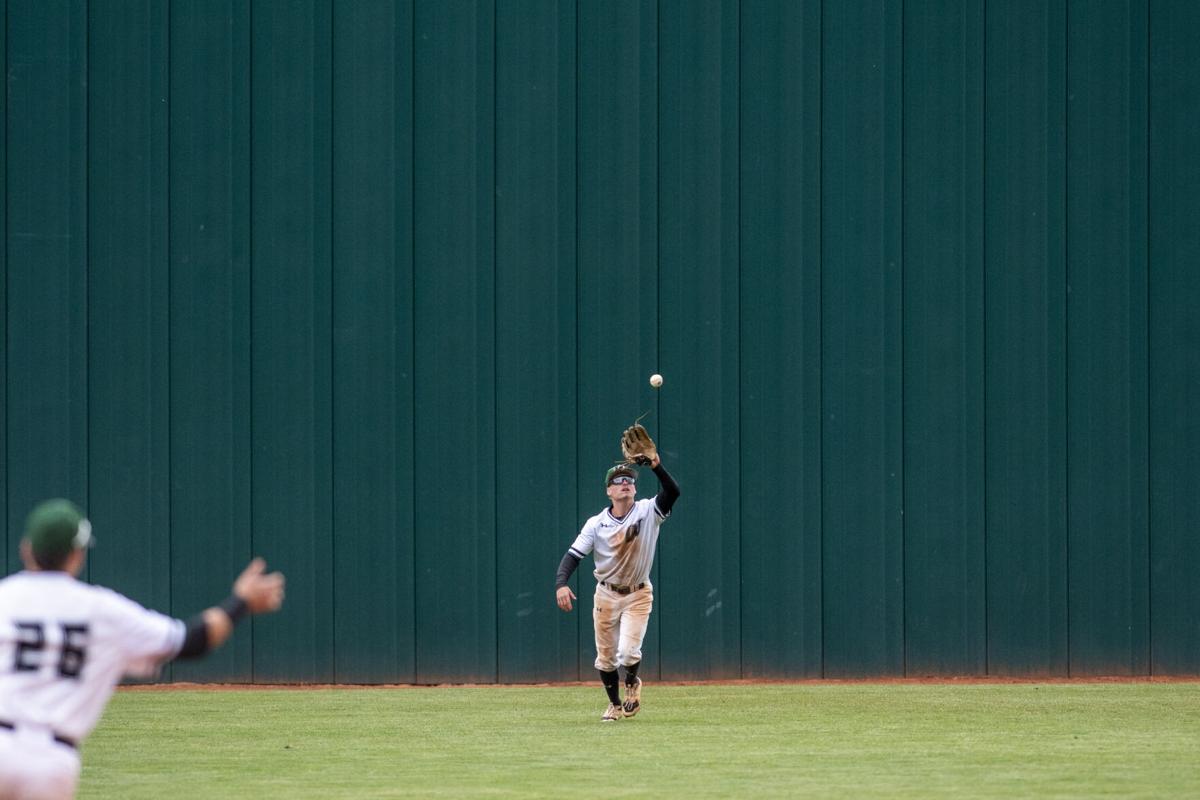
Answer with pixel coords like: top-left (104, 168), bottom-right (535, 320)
top-left (569, 497), bottom-right (669, 588)
top-left (0, 571), bottom-right (185, 743)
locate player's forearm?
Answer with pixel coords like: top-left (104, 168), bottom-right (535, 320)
top-left (652, 462), bottom-right (680, 515)
top-left (173, 597), bottom-right (249, 660)
top-left (555, 551), bottom-right (581, 589)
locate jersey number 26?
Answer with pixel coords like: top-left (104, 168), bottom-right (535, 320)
top-left (12, 622), bottom-right (90, 679)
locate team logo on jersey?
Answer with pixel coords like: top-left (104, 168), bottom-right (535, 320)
top-left (613, 523), bottom-right (640, 546)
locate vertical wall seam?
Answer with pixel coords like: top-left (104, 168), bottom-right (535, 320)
top-left (980, 0), bottom-right (989, 677)
top-left (815, 0), bottom-right (823, 681)
top-left (2, 0), bottom-right (8, 564)
top-left (246, 0), bottom-right (255, 681)
top-left (325, 0), bottom-right (335, 682)
top-left (897, 0), bottom-right (906, 679)
top-left (1143, 0), bottom-right (1152, 675)
top-left (83, 0), bottom-right (91, 582)
top-left (654, 0), bottom-right (662, 675)
top-left (165, 0), bottom-right (173, 625)
top-left (729, 0), bottom-right (739, 681)
top-left (817, 0), bottom-right (826, 679)
top-left (2, 0), bottom-right (6, 565)
top-left (1132, 0), bottom-right (1152, 676)
top-left (396, 0), bottom-right (407, 682)
top-left (391, 0), bottom-right (402, 683)
top-left (1065, 0), bottom-right (1075, 681)
top-left (327, 0), bottom-right (336, 684)
top-left (409, 0), bottom-right (417, 683)
top-left (492, 0), bottom-right (499, 684)
top-left (576, 0), bottom-right (585, 681)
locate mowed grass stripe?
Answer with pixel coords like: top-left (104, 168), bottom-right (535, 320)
top-left (79, 684), bottom-right (1200, 799)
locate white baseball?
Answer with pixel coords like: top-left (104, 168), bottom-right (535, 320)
top-left (649, 373), bottom-right (664, 389)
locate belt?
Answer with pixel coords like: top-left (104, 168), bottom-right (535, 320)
top-left (0, 719), bottom-right (77, 750)
top-left (600, 581), bottom-right (646, 596)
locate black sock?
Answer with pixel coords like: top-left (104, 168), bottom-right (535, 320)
top-left (599, 669), bottom-right (621, 705)
top-left (623, 661), bottom-right (641, 687)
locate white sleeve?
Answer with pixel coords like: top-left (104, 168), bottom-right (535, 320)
top-left (639, 497), bottom-right (666, 523)
top-left (98, 589), bottom-right (187, 679)
top-left (568, 522), bottom-right (595, 559)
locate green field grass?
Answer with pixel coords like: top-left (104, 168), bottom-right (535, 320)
top-left (79, 683), bottom-right (1200, 799)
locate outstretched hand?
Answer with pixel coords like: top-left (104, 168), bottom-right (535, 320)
top-left (234, 557), bottom-right (286, 614)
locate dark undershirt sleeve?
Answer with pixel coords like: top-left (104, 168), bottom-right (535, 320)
top-left (652, 462), bottom-right (680, 516)
top-left (555, 551), bottom-right (581, 589)
top-left (174, 614), bottom-right (210, 660)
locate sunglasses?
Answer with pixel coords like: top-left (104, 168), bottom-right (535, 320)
top-left (609, 476), bottom-right (635, 486)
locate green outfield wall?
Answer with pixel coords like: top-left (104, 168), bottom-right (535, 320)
top-left (2, 0), bottom-right (1197, 682)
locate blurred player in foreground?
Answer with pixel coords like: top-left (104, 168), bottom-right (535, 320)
top-left (0, 499), bottom-right (285, 800)
top-left (555, 423), bottom-right (680, 721)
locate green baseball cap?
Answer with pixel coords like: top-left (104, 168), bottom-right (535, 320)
top-left (25, 499), bottom-right (93, 562)
top-left (604, 464), bottom-right (637, 486)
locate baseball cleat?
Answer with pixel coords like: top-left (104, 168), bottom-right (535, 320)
top-left (601, 702), bottom-right (623, 722)
top-left (622, 677), bottom-right (642, 717)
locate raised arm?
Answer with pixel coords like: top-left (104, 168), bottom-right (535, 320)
top-left (174, 558), bottom-right (285, 660)
top-left (652, 459), bottom-right (680, 516)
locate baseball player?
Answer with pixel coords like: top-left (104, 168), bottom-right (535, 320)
top-left (0, 499), bottom-right (285, 800)
top-left (555, 423), bottom-right (680, 721)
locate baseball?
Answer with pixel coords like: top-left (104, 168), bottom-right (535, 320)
top-left (649, 373), bottom-right (664, 389)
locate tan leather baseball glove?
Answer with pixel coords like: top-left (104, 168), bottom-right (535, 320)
top-left (621, 423), bottom-right (658, 466)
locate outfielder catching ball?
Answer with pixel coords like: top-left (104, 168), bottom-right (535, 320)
top-left (555, 422), bottom-right (680, 721)
top-left (0, 499), bottom-right (285, 799)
